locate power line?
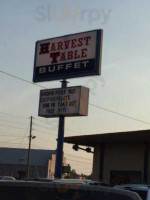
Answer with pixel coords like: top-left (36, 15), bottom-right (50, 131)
top-left (0, 118), bottom-right (28, 125)
top-left (0, 111), bottom-right (28, 119)
top-left (36, 136), bottom-right (56, 144)
top-left (0, 70), bottom-right (47, 89)
top-left (65, 128), bottom-right (82, 135)
top-left (33, 118), bottom-right (58, 132)
top-left (67, 158), bottom-right (92, 165)
top-left (20, 136), bottom-right (54, 149)
top-left (0, 134), bottom-right (28, 137)
top-left (0, 143), bottom-right (28, 147)
top-left (33, 129), bottom-right (57, 136)
top-left (65, 153), bottom-right (92, 161)
top-left (31, 144), bottom-right (48, 149)
top-left (0, 136), bottom-right (28, 144)
top-left (1, 69), bottom-right (150, 127)
top-left (90, 103), bottom-right (150, 126)
top-left (33, 122), bottom-right (77, 137)
top-left (0, 130), bottom-right (28, 135)
top-left (33, 123), bottom-right (56, 131)
top-left (18, 128), bottom-right (29, 148)
top-left (34, 118), bottom-right (57, 125)
top-left (34, 118), bottom-right (82, 135)
top-left (0, 141), bottom-right (42, 147)
top-left (0, 142), bottom-right (29, 147)
top-left (34, 119), bottom-right (81, 136)
top-left (0, 144), bottom-right (45, 150)
top-left (0, 124), bottom-right (29, 130)
top-left (34, 119), bottom-right (58, 129)
top-left (0, 141), bottom-right (47, 149)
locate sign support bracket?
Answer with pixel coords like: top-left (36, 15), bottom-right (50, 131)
top-left (54, 79), bottom-right (68, 179)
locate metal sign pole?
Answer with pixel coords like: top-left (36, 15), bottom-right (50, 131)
top-left (54, 79), bottom-right (68, 179)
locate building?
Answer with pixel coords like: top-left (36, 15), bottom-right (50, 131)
top-left (0, 148), bottom-right (66, 179)
top-left (64, 129), bottom-right (150, 185)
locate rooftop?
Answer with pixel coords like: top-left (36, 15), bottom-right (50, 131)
top-left (64, 129), bottom-right (150, 147)
top-left (0, 148), bottom-right (56, 166)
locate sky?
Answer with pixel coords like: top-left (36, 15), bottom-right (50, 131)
top-left (0, 0), bottom-right (150, 175)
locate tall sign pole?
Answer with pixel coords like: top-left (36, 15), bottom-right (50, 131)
top-left (55, 80), bottom-right (67, 179)
top-left (33, 29), bottom-right (103, 180)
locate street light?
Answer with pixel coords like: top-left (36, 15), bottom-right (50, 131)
top-left (72, 144), bottom-right (94, 153)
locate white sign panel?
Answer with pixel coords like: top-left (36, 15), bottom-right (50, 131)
top-left (33, 29), bottom-right (103, 82)
top-left (38, 86), bottom-right (89, 117)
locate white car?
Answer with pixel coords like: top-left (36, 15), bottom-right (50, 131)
top-left (0, 176), bottom-right (15, 180)
top-left (114, 184), bottom-right (150, 200)
top-left (53, 178), bottom-right (100, 185)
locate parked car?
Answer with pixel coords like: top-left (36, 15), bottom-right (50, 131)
top-left (23, 177), bottom-right (53, 182)
top-left (53, 178), bottom-right (100, 185)
top-left (114, 184), bottom-right (150, 200)
top-left (53, 178), bottom-right (109, 186)
top-left (0, 176), bottom-right (15, 180)
top-left (0, 180), bottom-right (142, 200)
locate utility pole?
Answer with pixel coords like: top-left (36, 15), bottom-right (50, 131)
top-left (26, 116), bottom-right (33, 178)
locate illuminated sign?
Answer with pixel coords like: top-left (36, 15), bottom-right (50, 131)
top-left (38, 86), bottom-right (89, 117)
top-left (33, 29), bottom-right (103, 82)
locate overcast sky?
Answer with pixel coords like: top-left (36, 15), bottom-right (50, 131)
top-left (0, 0), bottom-right (150, 175)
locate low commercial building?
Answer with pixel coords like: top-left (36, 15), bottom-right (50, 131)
top-left (64, 129), bottom-right (150, 185)
top-left (0, 148), bottom-right (66, 179)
